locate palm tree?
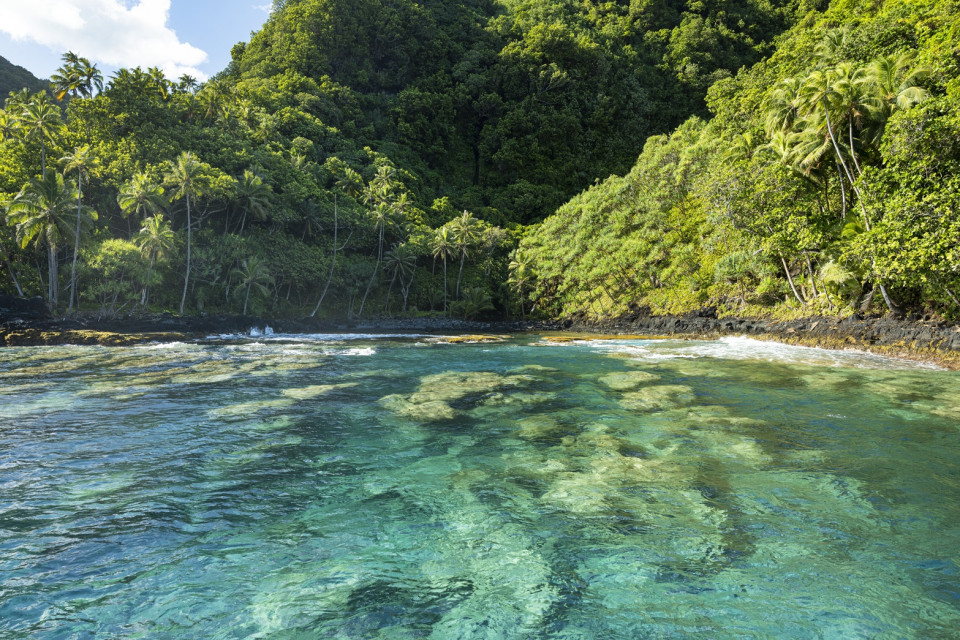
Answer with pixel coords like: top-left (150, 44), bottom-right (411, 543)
top-left (164, 151), bottom-right (207, 314)
top-left (18, 94), bottom-right (62, 178)
top-left (197, 81), bottom-right (232, 122)
top-left (231, 256), bottom-right (274, 315)
top-left (147, 67), bottom-right (170, 99)
top-left (383, 242), bottom-right (417, 312)
top-left (335, 166), bottom-right (364, 198)
top-left (134, 214), bottom-right (175, 306)
top-left (762, 77), bottom-right (804, 135)
top-left (311, 166), bottom-right (362, 318)
top-left (75, 56), bottom-right (103, 98)
top-left (0, 109), bottom-right (18, 143)
top-left (51, 52), bottom-right (102, 101)
top-left (233, 169), bottom-right (271, 235)
top-left (61, 145), bottom-right (100, 312)
top-left (6, 172), bottom-right (93, 308)
top-left (831, 62), bottom-right (873, 176)
top-left (117, 172), bottom-right (166, 229)
top-left (868, 52), bottom-right (929, 116)
top-left (432, 227), bottom-right (455, 314)
top-left (813, 27), bottom-right (849, 67)
top-left (177, 75), bottom-right (199, 93)
top-left (0, 208), bottom-right (26, 296)
top-left (451, 210), bottom-right (481, 299)
top-left (310, 193), bottom-right (356, 318)
top-left (508, 250), bottom-right (534, 317)
top-left (357, 201), bottom-right (394, 316)
top-left (50, 52), bottom-right (81, 101)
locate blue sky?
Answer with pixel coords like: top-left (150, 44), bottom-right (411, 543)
top-left (0, 1), bottom-right (273, 82)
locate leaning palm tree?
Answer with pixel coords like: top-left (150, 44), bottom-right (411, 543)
top-left (61, 145), bottom-right (100, 312)
top-left (357, 200), bottom-right (395, 317)
top-left (134, 214), bottom-right (176, 306)
top-left (164, 151), bottom-right (207, 314)
top-left (432, 227), bottom-right (455, 314)
top-left (231, 256), bottom-right (274, 315)
top-left (6, 172), bottom-right (94, 309)
top-left (831, 62), bottom-right (873, 176)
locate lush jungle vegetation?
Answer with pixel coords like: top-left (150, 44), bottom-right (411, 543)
top-left (1, 0), bottom-right (958, 321)
top-left (520, 0), bottom-right (960, 320)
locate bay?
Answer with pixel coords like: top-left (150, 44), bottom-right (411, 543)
top-left (1, 334), bottom-right (958, 638)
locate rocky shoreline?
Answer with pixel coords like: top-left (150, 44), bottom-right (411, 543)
top-left (564, 307), bottom-right (960, 369)
top-left (2, 295), bottom-right (959, 368)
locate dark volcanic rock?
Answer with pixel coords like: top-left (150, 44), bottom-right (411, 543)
top-left (566, 308), bottom-right (960, 366)
top-left (1, 304), bottom-right (958, 366)
top-left (0, 295), bottom-right (49, 322)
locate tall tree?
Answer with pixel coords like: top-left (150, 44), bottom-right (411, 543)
top-left (231, 256), bottom-right (274, 315)
top-left (451, 210), bottom-right (480, 300)
top-left (50, 52), bottom-right (81, 101)
top-left (134, 214), bottom-right (175, 306)
top-left (75, 56), bottom-right (103, 98)
top-left (508, 250), bottom-right (534, 317)
top-left (6, 172), bottom-right (93, 308)
top-left (432, 226), bottom-right (455, 314)
top-left (383, 241), bottom-right (416, 312)
top-left (61, 145), bottom-right (99, 312)
top-left (18, 94), bottom-right (62, 178)
top-left (164, 151), bottom-right (207, 314)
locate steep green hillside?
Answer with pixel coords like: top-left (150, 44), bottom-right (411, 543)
top-left (230, 0), bottom-right (806, 222)
top-left (0, 1), bottom-right (806, 320)
top-left (0, 55), bottom-right (46, 98)
top-left (3, 0), bottom-right (956, 321)
top-left (520, 0), bottom-right (960, 320)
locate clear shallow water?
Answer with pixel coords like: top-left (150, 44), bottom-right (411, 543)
top-left (1, 334), bottom-right (959, 638)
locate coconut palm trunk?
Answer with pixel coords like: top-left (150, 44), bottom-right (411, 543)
top-left (69, 173), bottom-right (82, 312)
top-left (141, 257), bottom-right (155, 306)
top-left (456, 251), bottom-right (466, 300)
top-left (46, 240), bottom-right (58, 309)
top-left (311, 194), bottom-right (340, 318)
top-left (180, 192), bottom-right (191, 315)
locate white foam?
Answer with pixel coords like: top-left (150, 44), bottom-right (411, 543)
top-left (339, 347), bottom-right (376, 356)
top-left (204, 332), bottom-right (429, 343)
top-left (570, 335), bottom-right (940, 370)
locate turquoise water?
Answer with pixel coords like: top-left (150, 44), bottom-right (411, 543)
top-left (1, 334), bottom-right (959, 638)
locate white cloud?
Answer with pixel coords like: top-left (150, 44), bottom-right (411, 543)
top-left (0, 0), bottom-right (209, 80)
top-left (253, 3), bottom-right (272, 12)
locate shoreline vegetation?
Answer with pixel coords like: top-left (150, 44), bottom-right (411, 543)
top-left (2, 2), bottom-right (959, 364)
top-left (2, 299), bottom-right (958, 369)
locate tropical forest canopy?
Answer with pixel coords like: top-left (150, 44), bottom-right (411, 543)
top-left (0, 0), bottom-right (958, 321)
top-left (521, 0), bottom-right (960, 320)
